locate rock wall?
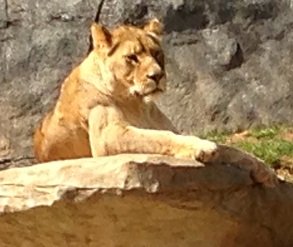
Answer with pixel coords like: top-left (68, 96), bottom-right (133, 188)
top-left (0, 0), bottom-right (292, 163)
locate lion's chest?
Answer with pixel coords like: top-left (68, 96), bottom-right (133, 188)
top-left (119, 104), bottom-right (162, 130)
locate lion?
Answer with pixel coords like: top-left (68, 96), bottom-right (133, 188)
top-left (33, 18), bottom-right (219, 163)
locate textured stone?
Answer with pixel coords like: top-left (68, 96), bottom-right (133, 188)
top-left (0, 0), bottom-right (8, 28)
top-left (0, 151), bottom-right (291, 247)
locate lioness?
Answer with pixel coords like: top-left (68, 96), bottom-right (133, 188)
top-left (34, 18), bottom-right (218, 163)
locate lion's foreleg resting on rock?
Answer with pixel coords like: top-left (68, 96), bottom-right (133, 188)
top-left (88, 106), bottom-right (218, 162)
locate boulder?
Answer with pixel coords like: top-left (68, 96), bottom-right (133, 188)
top-left (0, 150), bottom-right (292, 247)
top-left (0, 0), bottom-right (292, 164)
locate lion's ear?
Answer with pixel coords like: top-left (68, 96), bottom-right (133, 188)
top-left (91, 22), bottom-right (112, 49)
top-left (143, 18), bottom-right (163, 36)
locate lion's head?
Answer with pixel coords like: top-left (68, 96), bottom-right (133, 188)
top-left (89, 18), bottom-right (166, 100)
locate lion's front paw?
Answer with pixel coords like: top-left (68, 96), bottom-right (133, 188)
top-left (175, 136), bottom-right (219, 163)
top-left (195, 139), bottom-right (219, 163)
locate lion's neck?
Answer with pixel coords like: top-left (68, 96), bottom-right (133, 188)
top-left (79, 52), bottom-right (112, 96)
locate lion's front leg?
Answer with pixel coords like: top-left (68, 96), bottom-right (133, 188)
top-left (88, 107), bottom-right (218, 162)
top-left (96, 125), bottom-right (217, 162)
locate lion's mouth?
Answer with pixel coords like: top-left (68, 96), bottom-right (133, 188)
top-left (130, 83), bottom-right (165, 98)
top-left (140, 88), bottom-right (164, 97)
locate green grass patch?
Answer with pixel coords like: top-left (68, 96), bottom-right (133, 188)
top-left (202, 130), bottom-right (230, 143)
top-left (203, 126), bottom-right (293, 166)
top-left (234, 139), bottom-right (292, 165)
top-left (248, 126), bottom-right (280, 139)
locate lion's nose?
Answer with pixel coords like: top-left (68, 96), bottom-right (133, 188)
top-left (147, 70), bottom-right (164, 84)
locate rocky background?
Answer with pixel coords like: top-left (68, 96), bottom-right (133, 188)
top-left (0, 0), bottom-right (292, 165)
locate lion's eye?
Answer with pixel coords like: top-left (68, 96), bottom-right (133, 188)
top-left (153, 50), bottom-right (162, 59)
top-left (126, 54), bottom-right (139, 63)
top-left (153, 50), bottom-right (164, 64)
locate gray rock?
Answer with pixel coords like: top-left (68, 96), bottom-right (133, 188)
top-left (0, 0), bottom-right (292, 164)
top-left (0, 0), bottom-right (8, 28)
top-left (0, 154), bottom-right (290, 246)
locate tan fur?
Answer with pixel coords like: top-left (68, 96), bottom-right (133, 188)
top-left (34, 18), bottom-right (218, 163)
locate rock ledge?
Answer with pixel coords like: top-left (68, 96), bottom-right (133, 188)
top-left (0, 152), bottom-right (292, 247)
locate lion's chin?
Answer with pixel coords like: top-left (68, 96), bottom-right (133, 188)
top-left (129, 85), bottom-right (164, 100)
top-left (143, 87), bottom-right (163, 96)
